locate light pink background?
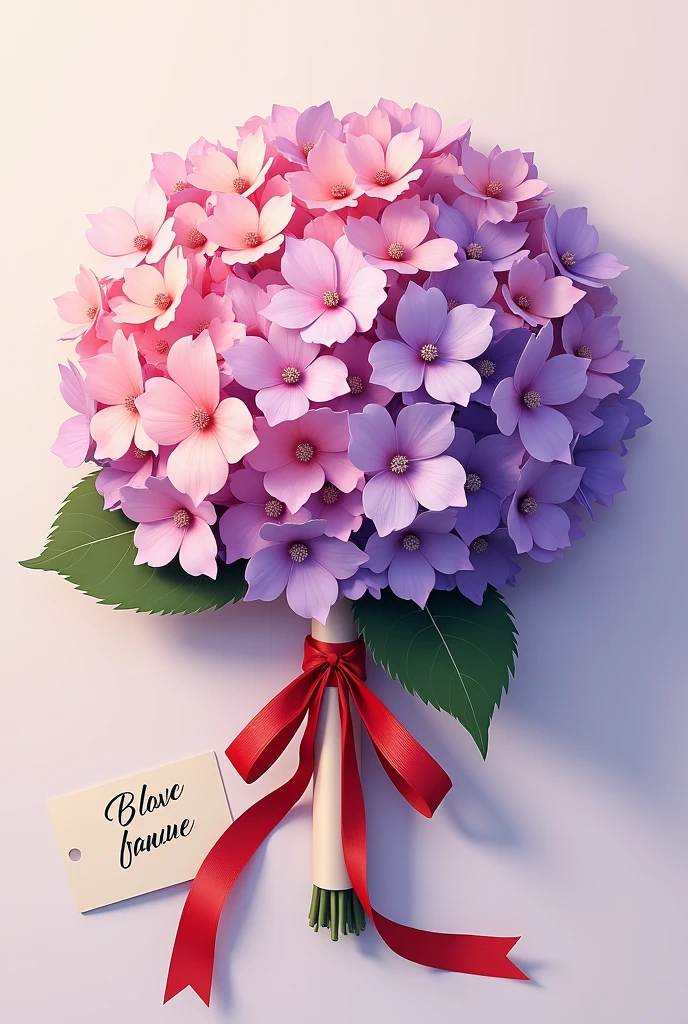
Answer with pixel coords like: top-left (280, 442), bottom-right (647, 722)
top-left (2, 1), bottom-right (687, 1021)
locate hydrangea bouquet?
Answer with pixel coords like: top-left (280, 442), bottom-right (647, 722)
top-left (24, 99), bottom-right (648, 1005)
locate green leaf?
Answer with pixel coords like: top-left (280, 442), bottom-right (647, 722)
top-left (20, 472), bottom-right (247, 614)
top-left (353, 586), bottom-right (517, 757)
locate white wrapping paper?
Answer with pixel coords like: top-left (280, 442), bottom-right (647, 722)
top-left (311, 600), bottom-right (360, 891)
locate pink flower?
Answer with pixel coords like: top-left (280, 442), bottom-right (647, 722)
top-left (168, 288), bottom-right (245, 355)
top-left (51, 361), bottom-right (96, 468)
top-left (327, 335), bottom-right (394, 413)
top-left (172, 202), bottom-right (217, 258)
top-left (82, 330), bottom-right (157, 460)
top-left (345, 127), bottom-right (423, 201)
top-left (86, 178), bottom-right (175, 277)
top-left (286, 133), bottom-right (363, 212)
top-left (303, 212), bottom-right (345, 248)
top-left (187, 132), bottom-right (272, 197)
top-left (227, 324), bottom-right (349, 425)
top-left (219, 466), bottom-right (312, 561)
top-left (274, 102), bottom-right (343, 166)
top-left (406, 103), bottom-right (471, 158)
top-left (113, 247), bottom-right (187, 330)
top-left (136, 331), bottom-right (258, 503)
top-left (245, 407), bottom-right (360, 513)
top-left (263, 236), bottom-right (387, 347)
top-left (502, 254), bottom-right (585, 327)
top-left (223, 277), bottom-right (271, 336)
top-left (54, 266), bottom-right (103, 347)
top-left (200, 191), bottom-right (294, 265)
top-left (121, 477), bottom-right (218, 579)
top-left (454, 145), bottom-right (547, 223)
top-left (344, 195), bottom-right (457, 274)
top-left (305, 479), bottom-right (364, 540)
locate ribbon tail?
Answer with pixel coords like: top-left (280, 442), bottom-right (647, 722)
top-left (338, 687), bottom-right (528, 983)
top-left (164, 687), bottom-right (324, 1006)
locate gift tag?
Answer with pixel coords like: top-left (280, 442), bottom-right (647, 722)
top-left (48, 752), bottom-right (232, 913)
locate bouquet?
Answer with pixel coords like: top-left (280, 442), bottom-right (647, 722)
top-left (24, 99), bottom-right (648, 1005)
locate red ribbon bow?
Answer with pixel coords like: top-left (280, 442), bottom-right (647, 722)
top-left (164, 635), bottom-right (527, 1005)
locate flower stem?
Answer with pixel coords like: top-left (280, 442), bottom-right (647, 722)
top-left (308, 886), bottom-right (366, 941)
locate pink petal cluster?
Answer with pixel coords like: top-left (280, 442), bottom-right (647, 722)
top-left (50, 100), bottom-right (642, 619)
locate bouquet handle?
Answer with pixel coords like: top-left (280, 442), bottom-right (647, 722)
top-left (309, 599), bottom-right (365, 938)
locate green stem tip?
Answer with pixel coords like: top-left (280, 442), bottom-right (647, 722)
top-left (308, 886), bottom-right (366, 941)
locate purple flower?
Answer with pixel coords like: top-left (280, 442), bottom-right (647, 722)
top-left (506, 458), bottom-right (583, 554)
top-left (573, 404), bottom-right (628, 509)
top-left (544, 206), bottom-right (628, 287)
top-left (349, 402), bottom-right (467, 536)
top-left (328, 334), bottom-right (394, 413)
top-left (449, 428), bottom-right (524, 544)
top-left (561, 303), bottom-right (630, 399)
top-left (273, 102), bottom-right (342, 167)
top-left (456, 528), bottom-right (521, 605)
top-left (226, 324), bottom-right (349, 425)
top-left (427, 259), bottom-right (498, 309)
top-left (491, 321), bottom-right (589, 463)
top-left (468, 327), bottom-right (529, 405)
top-left (369, 282), bottom-right (493, 405)
top-left (304, 480), bottom-right (364, 540)
top-left (433, 194), bottom-right (528, 270)
top-left (453, 144), bottom-right (547, 222)
top-left (51, 360), bottom-right (96, 468)
top-left (95, 446), bottom-right (165, 510)
top-left (366, 509), bottom-right (470, 607)
top-left (244, 519), bottom-right (368, 625)
top-left (609, 358), bottom-right (651, 441)
top-left (219, 466), bottom-right (312, 561)
top-left (339, 566), bottom-right (388, 601)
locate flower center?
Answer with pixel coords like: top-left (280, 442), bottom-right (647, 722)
top-left (123, 395), bottom-right (137, 413)
top-left (133, 446), bottom-right (149, 460)
top-left (519, 496), bottom-right (538, 515)
top-left (390, 454), bottom-right (409, 474)
top-left (301, 141), bottom-right (315, 156)
top-left (466, 242), bottom-right (484, 259)
top-left (330, 182), bottom-right (348, 198)
top-left (86, 305), bottom-right (98, 320)
top-left (295, 441), bottom-right (315, 462)
top-left (516, 295), bottom-right (531, 310)
top-left (173, 508), bottom-right (191, 529)
top-left (522, 390), bottom-right (542, 409)
top-left (320, 483), bottom-right (339, 505)
top-left (576, 345), bottom-right (593, 359)
top-left (173, 180), bottom-right (191, 192)
top-left (191, 407), bottom-right (211, 429)
top-left (154, 337), bottom-right (169, 354)
top-left (282, 365), bottom-right (301, 384)
top-left (133, 234), bottom-right (150, 251)
top-left (154, 292), bottom-right (172, 310)
top-left (471, 536), bottom-right (488, 554)
top-left (465, 472), bottom-right (482, 493)
top-left (289, 541), bottom-right (309, 563)
top-left (402, 533), bottom-right (420, 552)
top-left (323, 290), bottom-right (340, 307)
top-left (244, 231), bottom-right (260, 247)
top-left (264, 498), bottom-right (284, 519)
top-left (233, 176), bottom-right (248, 193)
top-left (420, 343), bottom-right (439, 362)
top-left (446, 298), bottom-right (459, 311)
top-left (187, 227), bottom-right (207, 248)
top-left (560, 251), bottom-right (576, 268)
top-left (486, 180), bottom-right (502, 198)
top-left (387, 242), bottom-right (405, 260)
top-left (196, 320), bottom-right (210, 334)
top-left (374, 169), bottom-right (392, 186)
top-left (346, 374), bottom-right (364, 396)
top-left (476, 358), bottom-right (496, 379)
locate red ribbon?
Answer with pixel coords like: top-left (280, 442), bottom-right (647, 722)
top-left (164, 636), bottom-right (527, 1005)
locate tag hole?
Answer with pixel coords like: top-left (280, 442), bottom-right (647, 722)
top-left (68, 848), bottom-right (82, 862)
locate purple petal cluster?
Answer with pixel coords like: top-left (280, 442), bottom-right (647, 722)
top-left (50, 99), bottom-right (648, 620)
